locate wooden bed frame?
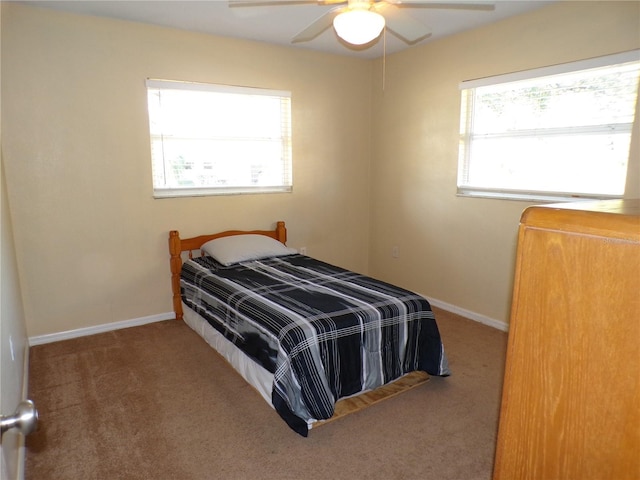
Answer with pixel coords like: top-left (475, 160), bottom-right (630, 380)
top-left (168, 221), bottom-right (429, 429)
top-left (169, 221), bottom-right (287, 322)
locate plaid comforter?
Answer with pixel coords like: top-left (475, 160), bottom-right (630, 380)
top-left (181, 254), bottom-right (450, 436)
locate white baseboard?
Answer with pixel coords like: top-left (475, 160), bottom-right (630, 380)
top-left (427, 297), bottom-right (509, 332)
top-left (28, 312), bottom-right (175, 346)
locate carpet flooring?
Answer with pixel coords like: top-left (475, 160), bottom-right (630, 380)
top-left (25, 307), bottom-right (508, 480)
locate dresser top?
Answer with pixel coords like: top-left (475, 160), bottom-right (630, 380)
top-left (543, 198), bottom-right (639, 215)
top-left (521, 199), bottom-right (640, 242)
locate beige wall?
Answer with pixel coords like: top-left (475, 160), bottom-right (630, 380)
top-left (1, 3), bottom-right (372, 337)
top-left (369, 1), bottom-right (640, 324)
top-left (1, 2), bottom-right (639, 337)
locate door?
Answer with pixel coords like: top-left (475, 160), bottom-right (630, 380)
top-left (1, 157), bottom-right (31, 479)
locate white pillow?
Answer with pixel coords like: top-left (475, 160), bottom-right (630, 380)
top-left (201, 234), bottom-right (297, 266)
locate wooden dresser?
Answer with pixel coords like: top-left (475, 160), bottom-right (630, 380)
top-left (493, 199), bottom-right (640, 480)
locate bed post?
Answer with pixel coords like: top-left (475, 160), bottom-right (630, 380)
top-left (276, 221), bottom-right (287, 244)
top-left (168, 230), bottom-right (184, 321)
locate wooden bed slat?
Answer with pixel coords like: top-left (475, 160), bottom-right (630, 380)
top-left (313, 371), bottom-right (430, 428)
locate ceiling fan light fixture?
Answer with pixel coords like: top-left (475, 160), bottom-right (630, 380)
top-left (333, 10), bottom-right (385, 46)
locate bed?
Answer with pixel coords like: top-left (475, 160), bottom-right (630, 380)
top-left (169, 221), bottom-right (450, 436)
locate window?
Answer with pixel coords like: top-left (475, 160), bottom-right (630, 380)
top-left (146, 79), bottom-right (292, 198)
top-left (458, 51), bottom-right (640, 201)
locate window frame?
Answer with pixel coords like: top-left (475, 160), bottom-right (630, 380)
top-left (457, 50), bottom-right (640, 202)
top-left (146, 79), bottom-right (293, 198)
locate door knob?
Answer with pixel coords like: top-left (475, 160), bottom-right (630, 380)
top-left (1, 400), bottom-right (39, 437)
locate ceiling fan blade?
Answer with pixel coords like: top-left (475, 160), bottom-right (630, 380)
top-left (384, 0), bottom-right (495, 11)
top-left (228, 0), bottom-right (317, 7)
top-left (291, 7), bottom-right (345, 43)
top-left (373, 3), bottom-right (431, 44)
top-left (228, 0), bottom-right (346, 6)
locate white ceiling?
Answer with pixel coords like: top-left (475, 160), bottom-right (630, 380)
top-left (17, 0), bottom-right (554, 59)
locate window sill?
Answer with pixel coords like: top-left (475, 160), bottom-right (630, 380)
top-left (153, 186), bottom-right (293, 198)
top-left (456, 188), bottom-right (622, 204)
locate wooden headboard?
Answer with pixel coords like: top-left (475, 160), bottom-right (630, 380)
top-left (168, 221), bottom-right (287, 321)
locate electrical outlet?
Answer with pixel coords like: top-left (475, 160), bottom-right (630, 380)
top-left (392, 246), bottom-right (399, 258)
top-left (299, 247), bottom-right (307, 255)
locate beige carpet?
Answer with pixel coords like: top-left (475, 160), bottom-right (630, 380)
top-left (25, 307), bottom-right (508, 480)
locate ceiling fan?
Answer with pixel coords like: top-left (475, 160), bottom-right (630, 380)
top-left (229, 0), bottom-right (495, 46)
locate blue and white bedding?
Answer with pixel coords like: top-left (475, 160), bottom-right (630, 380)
top-left (180, 253), bottom-right (450, 436)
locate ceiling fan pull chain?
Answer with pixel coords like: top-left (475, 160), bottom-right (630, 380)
top-left (382, 26), bottom-right (386, 91)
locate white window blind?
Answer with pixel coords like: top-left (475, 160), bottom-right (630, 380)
top-left (146, 79), bottom-right (292, 198)
top-left (457, 50), bottom-right (640, 201)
